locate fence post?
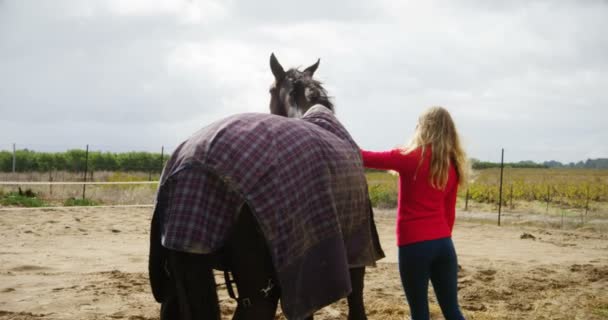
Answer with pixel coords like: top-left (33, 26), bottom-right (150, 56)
top-left (585, 185), bottom-right (590, 220)
top-left (12, 143), bottom-right (16, 173)
top-left (546, 185), bottom-right (551, 213)
top-left (464, 188), bottom-right (469, 211)
top-left (509, 183), bottom-right (514, 209)
top-left (49, 170), bottom-right (53, 197)
top-left (82, 144), bottom-right (89, 200)
top-left (498, 148), bottom-right (504, 226)
top-left (159, 146), bottom-right (165, 177)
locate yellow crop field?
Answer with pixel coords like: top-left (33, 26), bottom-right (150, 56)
top-left (365, 168), bottom-right (608, 214)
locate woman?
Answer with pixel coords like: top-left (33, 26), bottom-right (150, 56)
top-left (361, 106), bottom-right (468, 320)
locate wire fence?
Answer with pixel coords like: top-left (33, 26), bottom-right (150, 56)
top-left (458, 149), bottom-right (608, 228)
top-left (0, 143), bottom-right (171, 175)
top-left (2, 146), bottom-right (608, 228)
top-left (0, 204), bottom-right (154, 212)
top-left (365, 149), bottom-right (608, 230)
top-left (0, 144), bottom-right (173, 207)
top-left (0, 181), bottom-right (159, 185)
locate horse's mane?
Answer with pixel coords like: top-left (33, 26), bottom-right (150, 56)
top-left (285, 68), bottom-right (334, 112)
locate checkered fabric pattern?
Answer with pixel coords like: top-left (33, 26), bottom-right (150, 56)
top-left (154, 106), bottom-right (379, 318)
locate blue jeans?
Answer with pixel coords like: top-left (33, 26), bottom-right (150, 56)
top-left (398, 237), bottom-right (465, 320)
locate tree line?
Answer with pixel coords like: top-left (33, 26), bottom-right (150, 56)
top-left (1, 149), bottom-right (606, 172)
top-left (0, 149), bottom-right (166, 172)
top-left (470, 159), bottom-right (608, 170)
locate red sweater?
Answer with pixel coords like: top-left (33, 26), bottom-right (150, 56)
top-left (362, 147), bottom-right (458, 246)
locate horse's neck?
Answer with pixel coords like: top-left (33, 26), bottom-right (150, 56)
top-left (287, 106), bottom-right (304, 118)
top-left (303, 104), bottom-right (333, 117)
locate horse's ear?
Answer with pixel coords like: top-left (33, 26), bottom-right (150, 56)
top-left (304, 58), bottom-right (320, 77)
top-left (270, 53), bottom-right (286, 81)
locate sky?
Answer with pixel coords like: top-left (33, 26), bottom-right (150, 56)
top-left (1, 0), bottom-right (607, 163)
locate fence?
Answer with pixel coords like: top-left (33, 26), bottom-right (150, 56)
top-left (0, 144), bottom-right (174, 208)
top-left (0, 143), bottom-right (169, 175)
top-left (365, 149), bottom-right (608, 229)
top-left (460, 149), bottom-right (608, 227)
top-left (2, 146), bottom-right (608, 225)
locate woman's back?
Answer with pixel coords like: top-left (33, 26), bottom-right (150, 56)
top-left (360, 106), bottom-right (467, 320)
top-left (361, 146), bottom-right (458, 246)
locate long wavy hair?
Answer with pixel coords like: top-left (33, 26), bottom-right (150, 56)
top-left (402, 106), bottom-right (469, 189)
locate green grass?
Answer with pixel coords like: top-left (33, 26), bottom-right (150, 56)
top-left (0, 192), bottom-right (47, 207)
top-left (63, 197), bottom-right (100, 207)
top-left (368, 184), bottom-right (398, 208)
top-left (593, 304), bottom-right (608, 317)
top-left (101, 171), bottom-right (158, 191)
top-left (107, 172), bottom-right (150, 182)
top-left (366, 172), bottom-right (398, 208)
top-left (365, 169), bottom-right (608, 213)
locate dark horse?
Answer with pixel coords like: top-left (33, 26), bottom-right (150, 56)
top-left (149, 54), bottom-right (384, 320)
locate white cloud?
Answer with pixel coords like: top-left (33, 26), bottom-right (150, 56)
top-left (105, 0), bottom-right (228, 24)
top-left (1, 0), bottom-right (607, 162)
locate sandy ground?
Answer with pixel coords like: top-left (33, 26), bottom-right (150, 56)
top-left (0, 206), bottom-right (607, 320)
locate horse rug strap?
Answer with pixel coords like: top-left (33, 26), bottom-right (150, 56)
top-left (223, 270), bottom-right (276, 307)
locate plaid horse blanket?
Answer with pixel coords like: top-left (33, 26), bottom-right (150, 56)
top-left (153, 106), bottom-right (383, 319)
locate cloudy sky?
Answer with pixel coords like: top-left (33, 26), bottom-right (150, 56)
top-left (1, 0), bottom-right (607, 163)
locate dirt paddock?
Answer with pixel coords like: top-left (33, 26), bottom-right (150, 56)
top-left (0, 207), bottom-right (606, 320)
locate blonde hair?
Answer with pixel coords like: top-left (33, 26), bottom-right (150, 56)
top-left (402, 106), bottom-right (469, 189)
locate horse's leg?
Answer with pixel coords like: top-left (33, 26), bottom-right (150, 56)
top-left (165, 250), bottom-right (221, 320)
top-left (227, 206), bottom-right (279, 320)
top-left (347, 266), bottom-right (367, 320)
top-left (295, 267), bottom-right (366, 320)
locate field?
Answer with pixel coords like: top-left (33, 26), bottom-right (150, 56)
top-left (1, 169), bottom-right (607, 319)
top-left (0, 171), bottom-right (157, 206)
top-left (367, 169), bottom-right (608, 231)
top-left (0, 206), bottom-right (607, 320)
top-left (2, 169), bottom-right (608, 215)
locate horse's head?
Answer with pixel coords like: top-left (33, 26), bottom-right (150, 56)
top-left (269, 53), bottom-right (334, 118)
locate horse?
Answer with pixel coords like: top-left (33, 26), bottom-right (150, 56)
top-left (148, 53), bottom-right (384, 320)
